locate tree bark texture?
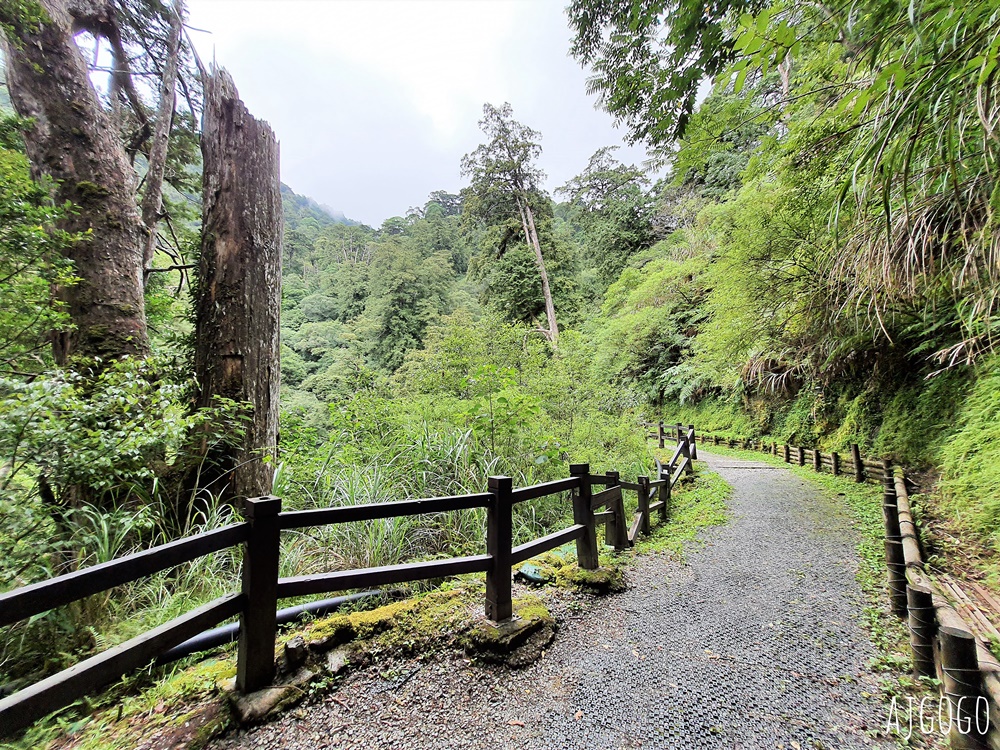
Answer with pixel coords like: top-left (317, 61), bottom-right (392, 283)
top-left (195, 68), bottom-right (282, 501)
top-left (519, 200), bottom-right (559, 345)
top-left (2, 0), bottom-right (150, 363)
top-left (140, 0), bottom-right (184, 276)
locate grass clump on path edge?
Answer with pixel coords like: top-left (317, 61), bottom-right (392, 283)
top-left (633, 462), bottom-right (730, 560)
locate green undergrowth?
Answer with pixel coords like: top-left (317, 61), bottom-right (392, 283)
top-left (4, 654), bottom-right (238, 750)
top-left (633, 465), bottom-right (730, 559)
top-left (698, 444), bottom-right (940, 747)
top-left (938, 357), bottom-right (1000, 561)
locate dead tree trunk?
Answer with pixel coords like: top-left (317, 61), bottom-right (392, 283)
top-left (194, 68), bottom-right (282, 502)
top-left (518, 200), bottom-right (559, 346)
top-left (1, 0), bottom-right (149, 363)
top-left (140, 0), bottom-right (185, 277)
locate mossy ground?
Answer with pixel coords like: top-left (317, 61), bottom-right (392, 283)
top-left (5, 582), bottom-right (550, 750)
top-left (6, 657), bottom-right (237, 750)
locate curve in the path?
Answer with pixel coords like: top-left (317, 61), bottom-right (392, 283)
top-left (210, 451), bottom-right (892, 750)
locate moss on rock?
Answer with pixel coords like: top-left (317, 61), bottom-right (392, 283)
top-left (555, 561), bottom-right (627, 594)
top-left (460, 595), bottom-right (556, 667)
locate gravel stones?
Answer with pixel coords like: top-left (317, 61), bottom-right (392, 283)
top-left (209, 452), bottom-right (893, 749)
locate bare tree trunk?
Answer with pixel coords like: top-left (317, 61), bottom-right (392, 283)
top-left (140, 0), bottom-right (184, 277)
top-left (2, 0), bottom-right (149, 363)
top-left (519, 200), bottom-right (559, 345)
top-left (66, 0), bottom-right (151, 145)
top-left (194, 68), bottom-right (282, 502)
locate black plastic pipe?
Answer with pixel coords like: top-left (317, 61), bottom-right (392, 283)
top-left (157, 590), bottom-right (385, 665)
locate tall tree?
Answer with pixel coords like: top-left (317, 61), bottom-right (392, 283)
top-left (1, 0), bottom-right (151, 363)
top-left (139, 0), bottom-right (185, 277)
top-left (461, 103), bottom-right (559, 344)
top-left (558, 147), bottom-right (656, 284)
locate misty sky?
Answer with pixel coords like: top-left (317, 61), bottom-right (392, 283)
top-left (184, 0), bottom-right (652, 227)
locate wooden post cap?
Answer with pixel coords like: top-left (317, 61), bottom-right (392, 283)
top-left (243, 496), bottom-right (281, 518)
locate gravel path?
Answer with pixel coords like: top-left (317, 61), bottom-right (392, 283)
top-left (211, 451), bottom-right (892, 750)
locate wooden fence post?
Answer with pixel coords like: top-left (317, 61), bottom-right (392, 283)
top-left (851, 444), bottom-right (864, 483)
top-left (638, 475), bottom-right (651, 536)
top-left (783, 444), bottom-right (790, 462)
top-left (687, 425), bottom-right (698, 460)
top-left (570, 464), bottom-right (599, 571)
top-left (237, 496), bottom-right (282, 694)
top-left (680, 436), bottom-right (694, 475)
top-left (831, 452), bottom-right (840, 476)
top-left (906, 583), bottom-right (936, 678)
top-left (797, 446), bottom-right (806, 466)
top-left (940, 626), bottom-right (989, 748)
top-left (606, 471), bottom-right (628, 551)
top-left (813, 449), bottom-right (822, 472)
top-left (658, 422), bottom-right (665, 449)
top-left (486, 475), bottom-right (513, 622)
top-left (675, 422), bottom-right (684, 444)
top-left (659, 465), bottom-right (671, 521)
top-left (882, 468), bottom-right (908, 617)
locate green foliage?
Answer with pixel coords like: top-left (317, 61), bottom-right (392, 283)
top-left (873, 370), bottom-right (971, 467)
top-left (558, 147), bottom-right (656, 284)
top-left (0, 354), bottom-right (245, 684)
top-left (0, 124), bottom-right (77, 374)
top-left (567, 0), bottom-right (766, 142)
top-left (591, 250), bottom-right (710, 404)
top-left (670, 81), bottom-right (778, 197)
top-left (0, 357), bottom-right (212, 512)
top-left (938, 356), bottom-right (1000, 550)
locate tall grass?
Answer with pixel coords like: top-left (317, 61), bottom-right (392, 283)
top-left (1, 386), bottom-right (657, 692)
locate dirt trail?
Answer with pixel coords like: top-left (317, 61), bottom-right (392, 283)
top-left (210, 451), bottom-right (892, 749)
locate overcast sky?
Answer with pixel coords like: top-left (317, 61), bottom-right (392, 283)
top-left (184, 0), bottom-right (652, 227)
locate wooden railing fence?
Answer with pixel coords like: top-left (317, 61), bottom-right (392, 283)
top-left (694, 428), bottom-right (1000, 749)
top-left (0, 432), bottom-right (697, 737)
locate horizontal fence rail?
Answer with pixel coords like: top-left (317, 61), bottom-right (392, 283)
top-left (279, 493), bottom-right (492, 530)
top-left (0, 429), bottom-right (699, 739)
top-left (0, 523), bottom-right (249, 628)
top-left (511, 525), bottom-right (586, 566)
top-left (511, 476), bottom-right (581, 504)
top-left (276, 555), bottom-right (493, 599)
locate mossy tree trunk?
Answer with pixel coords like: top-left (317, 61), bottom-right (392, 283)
top-left (1, 0), bottom-right (150, 363)
top-left (193, 68), bottom-right (282, 502)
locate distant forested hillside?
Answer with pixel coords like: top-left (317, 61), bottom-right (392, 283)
top-left (281, 183), bottom-right (358, 230)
